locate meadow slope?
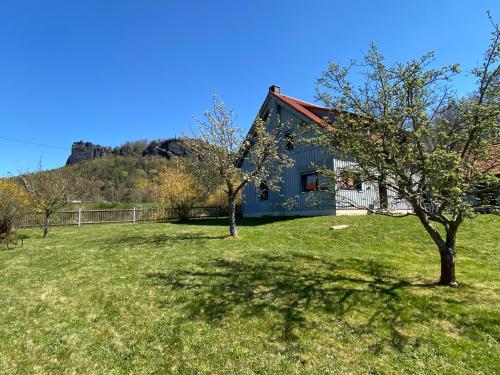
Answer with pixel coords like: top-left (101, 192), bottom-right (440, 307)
top-left (0, 215), bottom-right (498, 374)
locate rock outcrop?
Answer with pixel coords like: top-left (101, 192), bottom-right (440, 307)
top-left (66, 141), bottom-right (113, 165)
top-left (144, 139), bottom-right (189, 159)
top-left (66, 139), bottom-right (189, 165)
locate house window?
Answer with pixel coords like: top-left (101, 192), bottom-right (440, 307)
top-left (259, 181), bottom-right (269, 200)
top-left (339, 174), bottom-right (363, 191)
top-left (302, 173), bottom-right (317, 192)
top-left (301, 173), bottom-right (327, 192)
top-left (262, 110), bottom-right (270, 122)
top-left (285, 132), bottom-right (294, 151)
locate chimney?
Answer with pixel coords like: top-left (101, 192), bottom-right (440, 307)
top-left (269, 85), bottom-right (281, 94)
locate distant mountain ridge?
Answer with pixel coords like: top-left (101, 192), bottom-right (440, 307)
top-left (66, 139), bottom-right (189, 165)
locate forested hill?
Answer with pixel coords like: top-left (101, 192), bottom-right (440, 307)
top-left (37, 138), bottom-right (193, 202)
top-left (63, 155), bottom-right (170, 203)
top-left (2, 139), bottom-right (195, 203)
top-left (66, 139), bottom-right (188, 165)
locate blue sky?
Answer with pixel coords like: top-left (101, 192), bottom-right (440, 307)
top-left (0, 0), bottom-right (498, 176)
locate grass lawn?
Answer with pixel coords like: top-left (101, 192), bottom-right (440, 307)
top-left (0, 215), bottom-right (498, 374)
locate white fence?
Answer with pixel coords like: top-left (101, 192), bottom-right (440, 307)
top-left (16, 206), bottom-right (231, 228)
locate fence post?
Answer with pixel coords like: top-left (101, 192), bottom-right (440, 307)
top-left (132, 207), bottom-right (136, 224)
top-left (77, 208), bottom-right (81, 227)
top-left (215, 206), bottom-right (218, 219)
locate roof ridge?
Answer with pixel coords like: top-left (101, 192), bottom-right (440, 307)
top-left (269, 91), bottom-right (325, 125)
top-left (278, 94), bottom-right (327, 109)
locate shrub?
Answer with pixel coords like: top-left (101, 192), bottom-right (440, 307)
top-left (0, 180), bottom-right (30, 236)
top-left (20, 169), bottom-right (82, 237)
top-left (151, 159), bottom-right (215, 220)
top-left (206, 187), bottom-right (242, 207)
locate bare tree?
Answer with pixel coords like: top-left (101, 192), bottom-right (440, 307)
top-left (19, 167), bottom-right (81, 237)
top-left (188, 93), bottom-right (293, 237)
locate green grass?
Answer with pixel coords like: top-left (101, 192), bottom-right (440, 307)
top-left (0, 215), bottom-right (498, 374)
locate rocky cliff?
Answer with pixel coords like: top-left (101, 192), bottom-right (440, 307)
top-left (66, 139), bottom-right (189, 165)
top-left (66, 141), bottom-right (113, 165)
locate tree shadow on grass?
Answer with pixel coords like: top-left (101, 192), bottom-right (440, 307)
top-left (104, 232), bottom-right (228, 248)
top-left (145, 253), bottom-right (461, 353)
top-left (171, 217), bottom-right (302, 227)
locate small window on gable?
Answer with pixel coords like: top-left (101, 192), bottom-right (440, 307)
top-left (285, 132), bottom-right (294, 151)
top-left (262, 110), bottom-right (270, 122)
top-left (259, 181), bottom-right (269, 200)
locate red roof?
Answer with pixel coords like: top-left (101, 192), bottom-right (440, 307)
top-left (269, 91), bottom-right (335, 127)
top-left (267, 89), bottom-right (498, 174)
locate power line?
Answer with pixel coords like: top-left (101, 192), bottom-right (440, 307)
top-left (0, 136), bottom-right (70, 151)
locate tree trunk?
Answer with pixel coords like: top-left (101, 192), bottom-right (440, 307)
top-left (378, 183), bottom-right (388, 209)
top-left (176, 205), bottom-right (190, 222)
top-left (412, 205), bottom-right (460, 287)
top-left (43, 216), bottom-right (49, 238)
top-left (228, 196), bottom-right (238, 238)
top-left (438, 229), bottom-right (458, 287)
